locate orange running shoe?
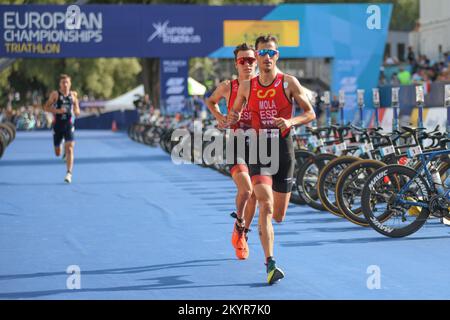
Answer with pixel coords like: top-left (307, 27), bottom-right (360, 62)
top-left (235, 230), bottom-right (249, 260)
top-left (231, 222), bottom-right (249, 259)
top-left (230, 212), bottom-right (242, 248)
top-left (231, 222), bottom-right (240, 248)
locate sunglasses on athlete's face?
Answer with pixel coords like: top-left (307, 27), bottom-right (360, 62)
top-left (237, 57), bottom-right (257, 65)
top-left (257, 49), bottom-right (279, 58)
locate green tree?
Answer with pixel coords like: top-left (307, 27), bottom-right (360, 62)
top-left (2, 58), bottom-right (141, 105)
top-left (0, 68), bottom-right (12, 100)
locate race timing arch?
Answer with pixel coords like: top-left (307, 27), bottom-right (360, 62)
top-left (0, 4), bottom-right (392, 118)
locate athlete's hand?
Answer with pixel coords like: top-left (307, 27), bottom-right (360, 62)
top-left (273, 117), bottom-right (292, 132)
top-left (216, 114), bottom-right (228, 129)
top-left (226, 110), bottom-right (240, 126)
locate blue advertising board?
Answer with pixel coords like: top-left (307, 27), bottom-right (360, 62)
top-left (160, 58), bottom-right (189, 115)
top-left (0, 4), bottom-right (393, 117)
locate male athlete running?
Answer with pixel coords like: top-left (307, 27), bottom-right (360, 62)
top-left (44, 74), bottom-right (80, 184)
top-left (206, 43), bottom-right (257, 260)
top-left (227, 35), bottom-right (316, 285)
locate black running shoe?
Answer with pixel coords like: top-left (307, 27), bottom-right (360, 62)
top-left (266, 260), bottom-right (284, 285)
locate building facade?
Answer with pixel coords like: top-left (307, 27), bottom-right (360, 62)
top-left (416, 0), bottom-right (450, 61)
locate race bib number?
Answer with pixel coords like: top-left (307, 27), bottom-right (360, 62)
top-left (333, 142), bottom-right (347, 155)
top-left (322, 145), bottom-right (334, 154)
top-left (308, 136), bottom-right (323, 147)
top-left (380, 145), bottom-right (395, 157)
top-left (359, 142), bottom-right (374, 154)
top-left (407, 146), bottom-right (422, 158)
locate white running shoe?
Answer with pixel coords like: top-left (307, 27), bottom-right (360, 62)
top-left (442, 217), bottom-right (450, 226)
top-left (64, 172), bottom-right (72, 184)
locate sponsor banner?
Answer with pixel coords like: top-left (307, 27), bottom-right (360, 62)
top-left (0, 5), bottom-right (128, 57)
top-left (378, 108), bottom-right (394, 132)
top-left (0, 4), bottom-right (272, 58)
top-left (160, 58), bottom-right (189, 115)
top-left (374, 107), bottom-right (447, 133)
top-left (422, 107), bottom-right (446, 131)
top-left (223, 20), bottom-right (299, 47)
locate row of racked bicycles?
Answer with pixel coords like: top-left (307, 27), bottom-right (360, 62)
top-left (129, 86), bottom-right (450, 238)
top-left (0, 121), bottom-right (16, 159)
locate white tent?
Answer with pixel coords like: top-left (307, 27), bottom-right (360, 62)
top-left (188, 77), bottom-right (207, 96)
top-left (104, 85), bottom-right (145, 111)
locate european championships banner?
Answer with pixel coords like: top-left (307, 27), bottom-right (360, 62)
top-left (0, 4), bottom-right (392, 113)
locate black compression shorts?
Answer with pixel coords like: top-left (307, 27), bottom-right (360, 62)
top-left (248, 130), bottom-right (295, 193)
top-left (53, 123), bottom-right (75, 147)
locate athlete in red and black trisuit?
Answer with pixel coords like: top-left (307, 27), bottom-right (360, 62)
top-left (227, 35), bottom-right (316, 285)
top-left (43, 74), bottom-right (80, 184)
top-left (206, 43), bottom-right (257, 260)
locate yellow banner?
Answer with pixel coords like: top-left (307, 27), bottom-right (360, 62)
top-left (223, 20), bottom-right (299, 47)
top-left (410, 108), bottom-right (429, 126)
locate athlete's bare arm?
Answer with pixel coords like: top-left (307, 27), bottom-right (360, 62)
top-left (43, 91), bottom-right (65, 115)
top-left (273, 75), bottom-right (316, 132)
top-left (72, 91), bottom-right (81, 117)
top-left (227, 79), bottom-right (250, 125)
top-left (206, 81), bottom-right (230, 128)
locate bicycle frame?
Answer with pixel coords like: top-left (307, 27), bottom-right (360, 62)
top-left (396, 149), bottom-right (450, 208)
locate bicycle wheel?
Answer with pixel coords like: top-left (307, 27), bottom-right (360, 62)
top-left (336, 159), bottom-right (386, 226)
top-left (317, 155), bottom-right (360, 217)
top-left (0, 124), bottom-right (14, 146)
top-left (143, 126), bottom-right (154, 145)
top-left (0, 134), bottom-right (5, 159)
top-left (296, 153), bottom-right (337, 211)
top-left (290, 149), bottom-right (316, 205)
top-left (3, 122), bottom-right (16, 141)
top-left (361, 165), bottom-right (431, 237)
top-left (438, 159), bottom-right (450, 177)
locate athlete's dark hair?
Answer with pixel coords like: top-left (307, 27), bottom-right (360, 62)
top-left (60, 74), bottom-right (71, 81)
top-left (255, 34), bottom-right (279, 50)
top-left (233, 43), bottom-right (255, 60)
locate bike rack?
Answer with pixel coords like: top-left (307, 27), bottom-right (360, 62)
top-left (339, 90), bottom-right (345, 126)
top-left (372, 88), bottom-right (380, 128)
top-left (324, 91), bottom-right (331, 127)
top-left (445, 84), bottom-right (450, 138)
top-left (311, 91), bottom-right (318, 128)
top-left (416, 85), bottom-right (425, 129)
top-left (357, 89), bottom-right (365, 128)
top-left (392, 87), bottom-right (400, 131)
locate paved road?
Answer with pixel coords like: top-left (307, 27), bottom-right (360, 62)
top-left (1, 130), bottom-right (449, 299)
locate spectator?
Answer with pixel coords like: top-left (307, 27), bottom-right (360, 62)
top-left (379, 72), bottom-right (387, 86)
top-left (398, 67), bottom-right (412, 85)
top-left (390, 72), bottom-right (400, 85)
top-left (379, 49), bottom-right (450, 86)
top-left (407, 46), bottom-right (416, 65)
top-left (5, 106), bottom-right (15, 123)
top-left (143, 94), bottom-right (153, 111)
top-left (385, 56), bottom-right (396, 65)
top-left (412, 69), bottom-right (424, 84)
top-left (438, 68), bottom-right (450, 81)
top-left (192, 95), bottom-right (207, 119)
top-left (418, 55), bottom-right (430, 69)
